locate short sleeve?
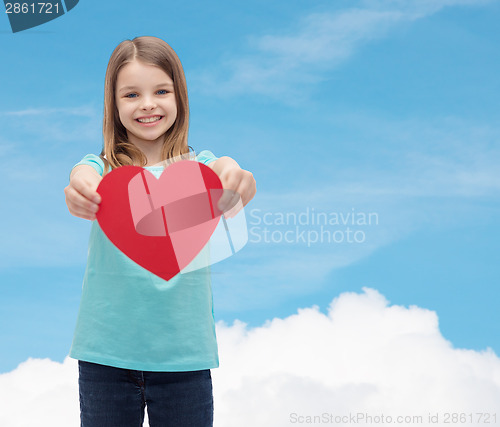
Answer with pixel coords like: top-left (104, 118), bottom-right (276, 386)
top-left (196, 150), bottom-right (218, 166)
top-left (71, 154), bottom-right (105, 178)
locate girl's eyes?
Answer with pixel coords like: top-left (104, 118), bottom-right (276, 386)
top-left (124, 90), bottom-right (170, 98)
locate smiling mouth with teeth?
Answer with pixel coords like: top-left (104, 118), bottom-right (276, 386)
top-left (136, 116), bottom-right (163, 123)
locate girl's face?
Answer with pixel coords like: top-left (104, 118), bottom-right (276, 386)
top-left (115, 60), bottom-right (177, 153)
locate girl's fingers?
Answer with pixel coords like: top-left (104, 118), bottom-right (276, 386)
top-left (225, 192), bottom-right (241, 212)
top-left (72, 176), bottom-right (102, 204)
top-left (234, 179), bottom-right (256, 208)
top-left (70, 200), bottom-right (98, 218)
top-left (64, 185), bottom-right (100, 219)
top-left (217, 188), bottom-right (236, 211)
top-left (65, 169), bottom-right (103, 221)
top-left (216, 190), bottom-right (235, 212)
top-left (223, 198), bottom-right (243, 219)
top-left (218, 173), bottom-right (256, 213)
top-left (70, 208), bottom-right (96, 221)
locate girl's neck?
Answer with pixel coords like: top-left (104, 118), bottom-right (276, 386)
top-left (128, 137), bottom-right (164, 166)
top-left (144, 159), bottom-right (162, 167)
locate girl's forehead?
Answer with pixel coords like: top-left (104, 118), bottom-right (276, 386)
top-left (118, 60), bottom-right (171, 80)
top-left (116, 61), bottom-right (173, 86)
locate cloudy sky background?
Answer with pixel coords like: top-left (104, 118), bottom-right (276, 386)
top-left (0, 0), bottom-right (499, 425)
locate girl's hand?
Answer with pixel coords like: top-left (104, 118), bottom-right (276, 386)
top-left (209, 157), bottom-right (256, 218)
top-left (64, 165), bottom-right (103, 221)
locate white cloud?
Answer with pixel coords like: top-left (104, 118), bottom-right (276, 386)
top-left (319, 112), bottom-right (500, 198)
top-left (256, 114), bottom-right (500, 203)
top-left (0, 357), bottom-right (80, 427)
top-left (361, 0), bottom-right (495, 17)
top-left (192, 0), bottom-right (496, 101)
top-left (0, 106), bottom-right (97, 117)
top-left (0, 105), bottom-right (101, 146)
top-left (216, 287), bottom-right (500, 425)
top-left (1, 288), bottom-right (499, 427)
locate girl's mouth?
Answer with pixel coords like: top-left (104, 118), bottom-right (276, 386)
top-left (136, 116), bottom-right (164, 126)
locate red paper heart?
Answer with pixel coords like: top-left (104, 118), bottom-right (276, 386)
top-left (95, 160), bottom-right (224, 281)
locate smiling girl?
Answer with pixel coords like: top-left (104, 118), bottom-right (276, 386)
top-left (64, 36), bottom-right (256, 427)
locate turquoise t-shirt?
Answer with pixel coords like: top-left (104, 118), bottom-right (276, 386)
top-left (69, 151), bottom-right (220, 372)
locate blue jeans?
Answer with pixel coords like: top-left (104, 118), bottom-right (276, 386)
top-left (78, 360), bottom-right (213, 427)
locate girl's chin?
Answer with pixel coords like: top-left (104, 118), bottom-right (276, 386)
top-left (127, 133), bottom-right (166, 146)
top-left (126, 124), bottom-right (171, 145)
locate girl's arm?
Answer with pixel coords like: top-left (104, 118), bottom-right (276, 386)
top-left (208, 156), bottom-right (256, 215)
top-left (64, 165), bottom-right (102, 221)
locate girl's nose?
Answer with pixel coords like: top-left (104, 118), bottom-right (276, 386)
top-left (141, 96), bottom-right (157, 110)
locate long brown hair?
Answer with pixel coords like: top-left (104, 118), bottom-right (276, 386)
top-left (101, 36), bottom-right (191, 175)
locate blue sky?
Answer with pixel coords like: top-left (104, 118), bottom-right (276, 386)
top-left (0, 0), bottom-right (499, 374)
